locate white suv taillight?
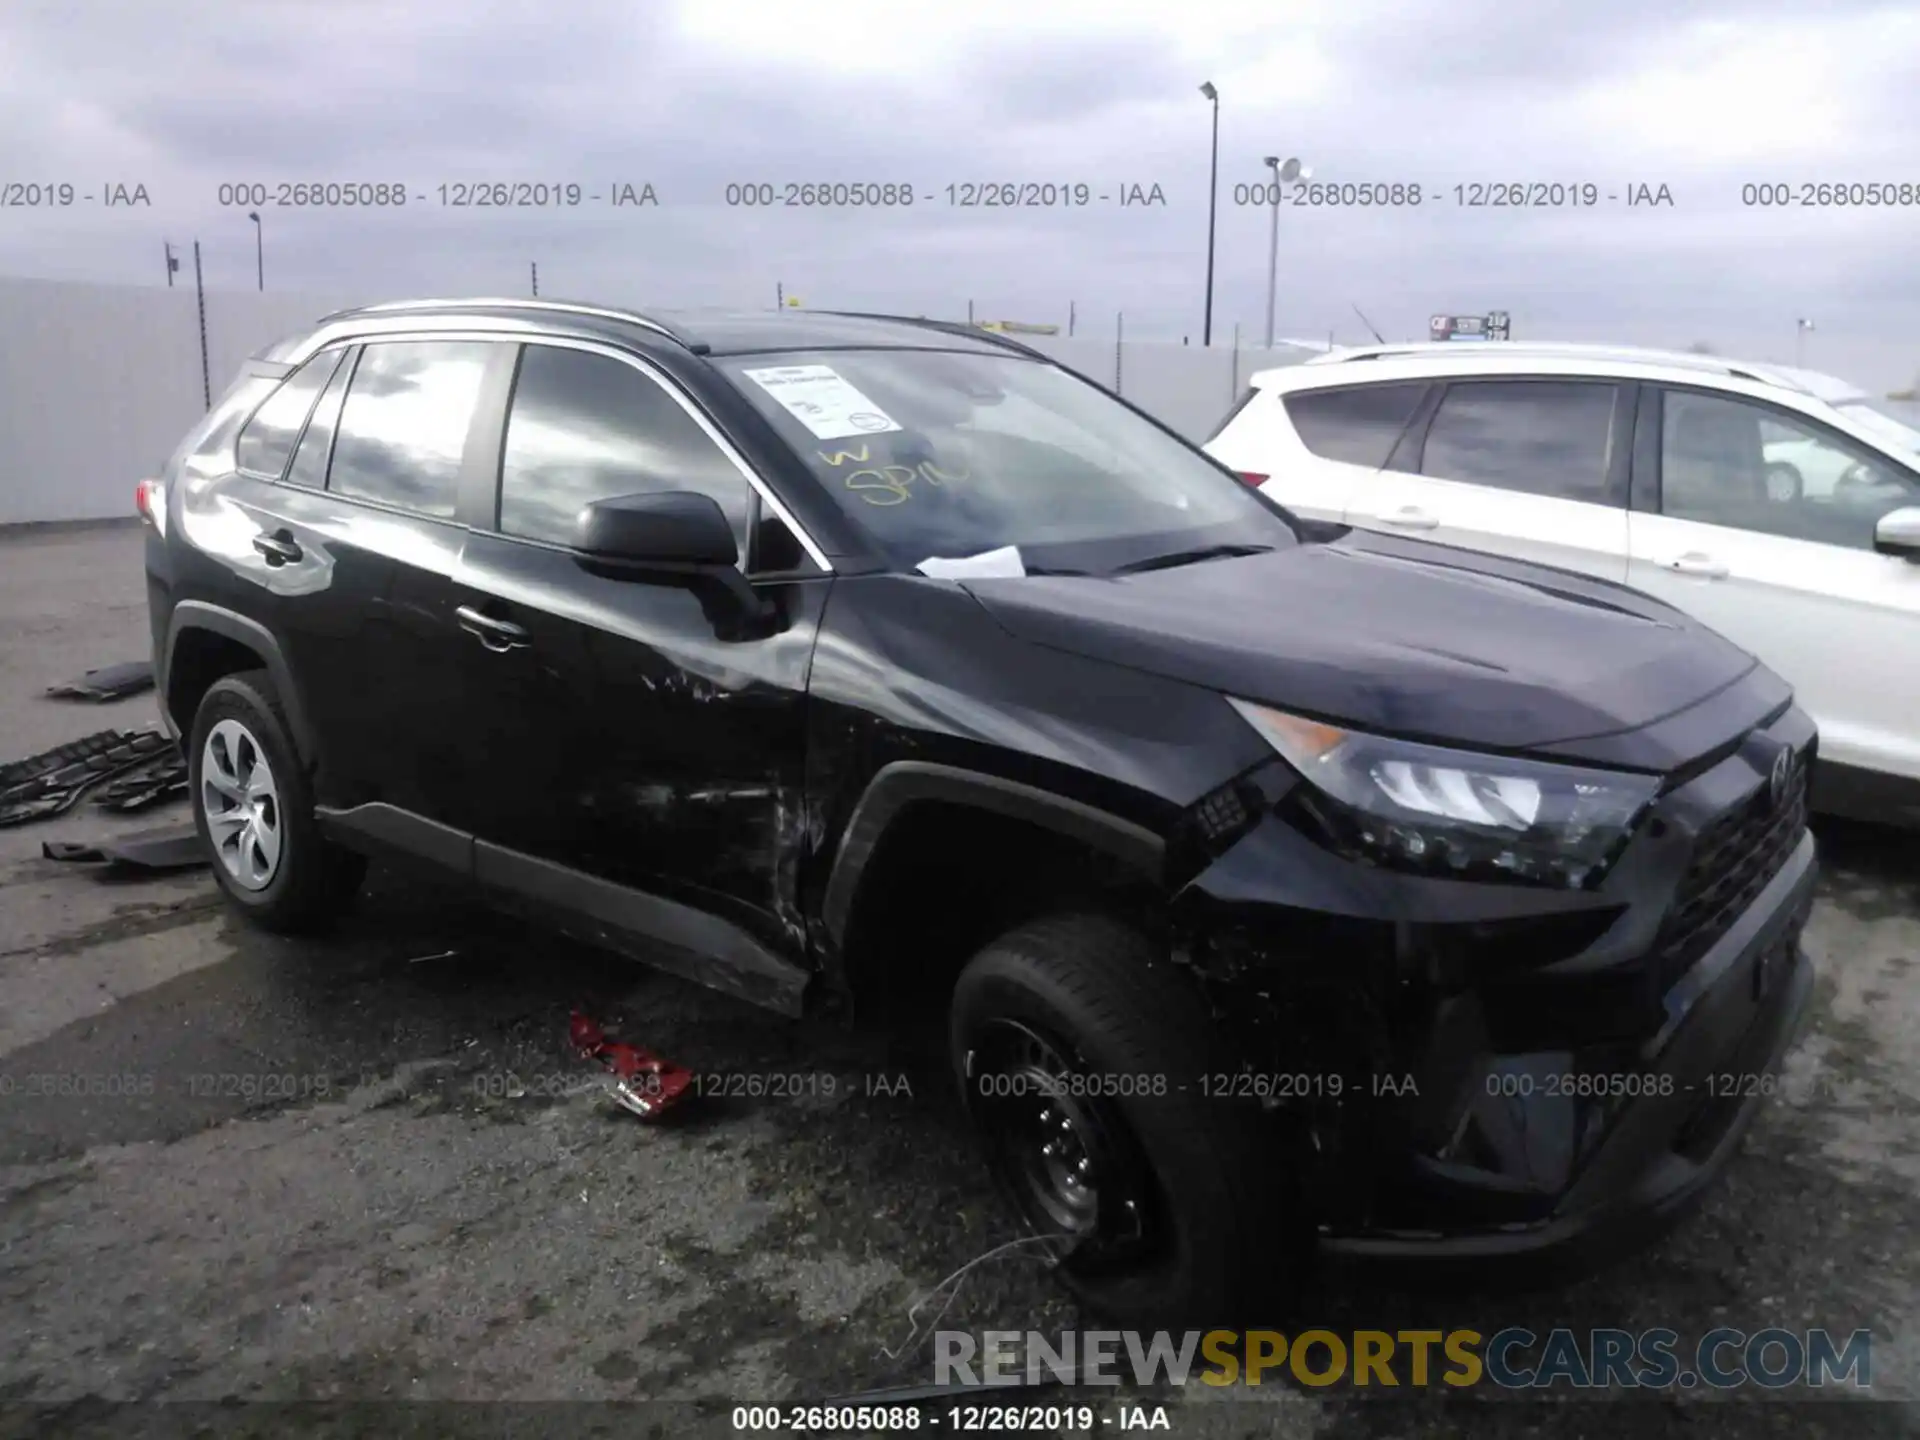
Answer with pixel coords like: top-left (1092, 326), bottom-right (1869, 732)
top-left (1235, 471), bottom-right (1269, 487)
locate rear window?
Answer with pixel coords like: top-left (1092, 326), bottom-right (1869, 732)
top-left (326, 341), bottom-right (492, 518)
top-left (1420, 380), bottom-right (1619, 502)
top-left (1282, 382), bottom-right (1429, 467)
top-left (235, 350), bottom-right (345, 479)
top-left (168, 375), bottom-right (279, 482)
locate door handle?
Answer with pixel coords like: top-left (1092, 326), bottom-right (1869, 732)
top-left (1668, 553), bottom-right (1730, 579)
top-left (1378, 506), bottom-right (1438, 530)
top-left (455, 604), bottom-right (530, 652)
top-left (251, 530), bottom-right (302, 566)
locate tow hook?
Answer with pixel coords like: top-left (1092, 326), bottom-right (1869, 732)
top-left (568, 1009), bottom-right (694, 1119)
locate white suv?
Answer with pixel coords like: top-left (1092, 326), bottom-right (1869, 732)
top-left (1204, 342), bottom-right (1920, 824)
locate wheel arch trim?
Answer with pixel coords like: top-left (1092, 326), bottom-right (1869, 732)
top-left (819, 760), bottom-right (1166, 949)
top-left (163, 601), bottom-right (317, 762)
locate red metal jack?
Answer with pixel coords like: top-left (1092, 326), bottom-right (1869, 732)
top-left (569, 1009), bottom-right (694, 1119)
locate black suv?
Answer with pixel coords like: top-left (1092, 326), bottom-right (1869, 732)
top-left (142, 300), bottom-right (1817, 1324)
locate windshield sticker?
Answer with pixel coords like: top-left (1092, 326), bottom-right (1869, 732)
top-left (742, 364), bottom-right (904, 440)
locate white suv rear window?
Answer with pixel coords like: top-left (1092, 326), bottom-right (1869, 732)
top-left (1282, 383), bottom-right (1429, 467)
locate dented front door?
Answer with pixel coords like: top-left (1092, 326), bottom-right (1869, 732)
top-left (448, 529), bottom-right (826, 960)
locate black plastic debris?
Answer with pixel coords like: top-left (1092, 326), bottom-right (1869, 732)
top-left (89, 746), bottom-right (189, 813)
top-left (44, 660), bottom-right (156, 702)
top-left (42, 822), bottom-right (205, 872)
top-left (0, 728), bottom-right (176, 827)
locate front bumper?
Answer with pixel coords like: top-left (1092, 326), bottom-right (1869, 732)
top-left (1172, 702), bottom-right (1819, 1276)
top-left (1321, 833), bottom-right (1813, 1271)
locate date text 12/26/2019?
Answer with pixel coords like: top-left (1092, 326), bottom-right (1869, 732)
top-left (1228, 181), bottom-right (1676, 208)
top-left (724, 182), bottom-right (1167, 208)
top-left (729, 1402), bottom-right (1172, 1431)
top-left (215, 182), bottom-right (659, 208)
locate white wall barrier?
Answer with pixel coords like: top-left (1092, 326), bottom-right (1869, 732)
top-left (0, 277), bottom-right (375, 524)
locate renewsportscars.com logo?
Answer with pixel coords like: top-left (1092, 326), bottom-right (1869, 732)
top-left (935, 1327), bottom-right (1873, 1390)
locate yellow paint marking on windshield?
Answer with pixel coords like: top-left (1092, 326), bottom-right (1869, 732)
top-left (817, 444), bottom-right (871, 467)
top-left (840, 460), bottom-right (972, 505)
top-left (844, 467), bottom-right (919, 505)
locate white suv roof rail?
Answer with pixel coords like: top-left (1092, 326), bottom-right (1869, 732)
top-left (1303, 341), bottom-right (1809, 392)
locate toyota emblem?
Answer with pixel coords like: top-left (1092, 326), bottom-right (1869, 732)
top-left (1768, 745), bottom-right (1794, 809)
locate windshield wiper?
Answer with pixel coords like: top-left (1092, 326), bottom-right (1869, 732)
top-left (1111, 543), bottom-right (1274, 575)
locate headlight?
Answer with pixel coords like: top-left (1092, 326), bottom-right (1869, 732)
top-left (1227, 698), bottom-right (1661, 889)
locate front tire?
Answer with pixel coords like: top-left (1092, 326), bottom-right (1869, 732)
top-left (188, 670), bottom-right (365, 933)
top-left (949, 912), bottom-right (1300, 1328)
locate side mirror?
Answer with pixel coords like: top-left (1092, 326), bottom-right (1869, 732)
top-left (573, 489), bottom-right (779, 639)
top-left (1873, 506), bottom-right (1920, 560)
top-left (575, 491), bottom-right (738, 568)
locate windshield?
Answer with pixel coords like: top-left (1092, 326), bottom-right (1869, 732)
top-left (1834, 396), bottom-right (1920, 454)
top-left (716, 348), bottom-right (1297, 574)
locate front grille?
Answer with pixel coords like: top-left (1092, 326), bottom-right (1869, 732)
top-left (1653, 750), bottom-right (1808, 987)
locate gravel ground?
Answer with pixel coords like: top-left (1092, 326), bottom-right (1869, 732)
top-left (1, 524), bottom-right (1915, 1439)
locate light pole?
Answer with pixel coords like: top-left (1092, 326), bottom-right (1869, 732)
top-left (1795, 317), bottom-right (1814, 366)
top-left (1262, 156), bottom-right (1309, 348)
top-left (248, 211), bottom-right (263, 291)
top-left (1199, 81), bottom-right (1219, 347)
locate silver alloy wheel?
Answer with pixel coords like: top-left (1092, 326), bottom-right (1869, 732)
top-left (200, 717), bottom-right (283, 891)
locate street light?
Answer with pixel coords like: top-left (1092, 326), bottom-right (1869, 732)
top-left (1262, 156), bottom-right (1310, 348)
top-left (1795, 317), bottom-right (1815, 366)
top-left (247, 211), bottom-right (263, 291)
top-left (1199, 81), bottom-right (1219, 347)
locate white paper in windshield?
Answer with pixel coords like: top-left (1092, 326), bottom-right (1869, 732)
top-left (740, 364), bottom-right (904, 440)
top-left (916, 545), bottom-right (1027, 579)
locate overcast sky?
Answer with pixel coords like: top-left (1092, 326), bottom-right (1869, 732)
top-left (4, 0), bottom-right (1919, 389)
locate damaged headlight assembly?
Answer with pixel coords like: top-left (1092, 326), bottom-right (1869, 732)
top-left (1226, 698), bottom-right (1661, 890)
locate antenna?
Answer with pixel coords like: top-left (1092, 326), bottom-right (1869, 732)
top-left (1350, 303), bottom-right (1386, 344)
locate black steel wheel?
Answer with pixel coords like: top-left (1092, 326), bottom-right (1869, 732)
top-left (949, 912), bottom-right (1303, 1327)
top-left (963, 1014), bottom-right (1159, 1273)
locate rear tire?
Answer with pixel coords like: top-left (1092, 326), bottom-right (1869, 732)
top-left (949, 911), bottom-right (1301, 1328)
top-left (188, 670), bottom-right (365, 934)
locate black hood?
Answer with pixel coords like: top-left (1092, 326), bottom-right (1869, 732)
top-left (961, 530), bottom-right (1759, 755)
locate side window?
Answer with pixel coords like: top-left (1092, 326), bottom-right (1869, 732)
top-left (234, 350), bottom-right (344, 479)
top-left (1282, 383), bottom-right (1428, 467)
top-left (498, 345), bottom-right (752, 553)
top-left (749, 497), bottom-right (810, 573)
top-left (1420, 380), bottom-right (1620, 503)
top-left (284, 348), bottom-right (356, 489)
top-left (326, 341), bottom-right (493, 518)
top-left (1660, 389), bottom-right (1920, 551)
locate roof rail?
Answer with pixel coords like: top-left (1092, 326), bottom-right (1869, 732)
top-left (810, 310), bottom-right (1050, 359)
top-left (314, 297), bottom-right (704, 351)
top-left (1307, 341), bottom-right (1810, 392)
